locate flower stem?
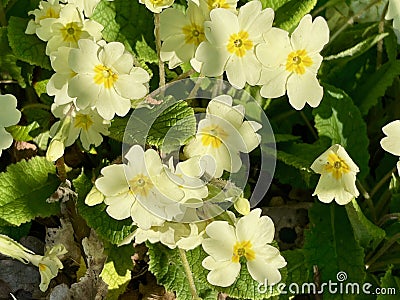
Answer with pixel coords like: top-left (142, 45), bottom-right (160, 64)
top-left (178, 248), bottom-right (202, 300)
top-left (0, 4), bottom-right (7, 27)
top-left (370, 166), bottom-right (397, 198)
top-left (366, 233), bottom-right (400, 268)
top-left (300, 111), bottom-right (318, 140)
top-left (329, 0), bottom-right (383, 44)
top-left (154, 13), bottom-right (165, 87)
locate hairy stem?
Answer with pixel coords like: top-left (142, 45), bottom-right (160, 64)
top-left (154, 13), bottom-right (165, 87)
top-left (178, 248), bottom-right (202, 300)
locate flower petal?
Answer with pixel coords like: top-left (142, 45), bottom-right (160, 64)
top-left (287, 72), bottom-right (323, 110)
top-left (202, 221), bottom-right (236, 260)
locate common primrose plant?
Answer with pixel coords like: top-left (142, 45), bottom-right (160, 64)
top-left (0, 0), bottom-right (399, 298)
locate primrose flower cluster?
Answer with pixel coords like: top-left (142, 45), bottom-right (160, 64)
top-left (25, 0), bottom-right (150, 161)
top-left (159, 0), bottom-right (329, 110)
top-left (88, 95), bottom-right (287, 287)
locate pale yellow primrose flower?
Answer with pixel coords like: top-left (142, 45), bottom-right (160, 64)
top-left (50, 106), bottom-right (110, 151)
top-left (194, 0), bottom-right (238, 16)
top-left (0, 234), bottom-right (67, 292)
top-left (123, 222), bottom-right (206, 250)
top-left (310, 144), bottom-right (360, 205)
top-left (35, 3), bottom-right (103, 55)
top-left (202, 209), bottom-right (286, 287)
top-left (194, 1), bottom-right (274, 88)
top-left (160, 0), bottom-right (207, 69)
top-left (47, 46), bottom-right (76, 107)
top-left (380, 120), bottom-right (400, 177)
top-left (26, 0), bottom-right (63, 35)
top-left (386, 0), bottom-right (400, 43)
top-left (68, 39), bottom-right (150, 120)
top-left (94, 145), bottom-right (184, 229)
top-left (139, 0), bottom-right (174, 13)
top-left (184, 95), bottom-right (261, 178)
top-left (0, 94), bottom-right (21, 157)
top-left (256, 14), bottom-right (329, 110)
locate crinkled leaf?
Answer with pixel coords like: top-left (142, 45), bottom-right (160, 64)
top-left (147, 100), bottom-right (196, 152)
top-left (0, 157), bottom-right (60, 226)
top-left (7, 17), bottom-right (51, 69)
top-left (92, 0), bottom-right (154, 56)
top-left (313, 84), bottom-right (369, 180)
top-left (345, 199), bottom-right (386, 251)
top-left (136, 36), bottom-right (158, 64)
top-left (100, 261), bottom-right (130, 300)
top-left (324, 33), bottom-right (388, 61)
top-left (377, 266), bottom-right (400, 300)
top-left (121, 100), bottom-right (196, 153)
top-left (147, 243), bottom-right (218, 300)
top-left (274, 0), bottom-right (317, 31)
top-left (303, 202), bottom-right (366, 300)
top-left (6, 121), bottom-right (40, 141)
top-left (73, 171), bottom-right (136, 245)
top-left (148, 242), bottom-right (284, 300)
top-left (353, 60), bottom-right (400, 115)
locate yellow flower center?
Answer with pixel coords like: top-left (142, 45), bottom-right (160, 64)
top-left (182, 24), bottom-right (205, 46)
top-left (285, 49), bottom-right (313, 75)
top-left (129, 174), bottom-right (154, 197)
top-left (39, 7), bottom-right (59, 21)
top-left (226, 31), bottom-right (253, 57)
top-left (200, 124), bottom-right (227, 148)
top-left (208, 0), bottom-right (229, 9)
top-left (74, 113), bottom-right (94, 131)
top-left (93, 65), bottom-right (118, 89)
top-left (61, 22), bottom-right (82, 43)
top-left (150, 0), bottom-right (164, 5)
top-left (232, 240), bottom-right (255, 263)
top-left (38, 263), bottom-right (47, 271)
top-left (324, 153), bottom-right (350, 180)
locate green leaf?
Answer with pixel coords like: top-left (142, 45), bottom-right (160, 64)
top-left (92, 0), bottom-right (154, 55)
top-left (279, 249), bottom-right (313, 299)
top-left (377, 266), bottom-right (400, 299)
top-left (6, 121), bottom-right (40, 141)
top-left (135, 36), bottom-right (158, 64)
top-left (105, 242), bottom-right (134, 276)
top-left (148, 242), bottom-right (284, 300)
top-left (7, 17), bottom-right (51, 69)
top-left (73, 171), bottom-right (136, 245)
top-left (0, 27), bottom-right (25, 87)
top-left (0, 157), bottom-right (60, 226)
top-left (100, 261), bottom-right (131, 300)
top-left (120, 99), bottom-right (196, 153)
top-left (274, 0), bottom-right (317, 31)
top-left (260, 0), bottom-right (291, 10)
top-left (0, 222), bottom-right (31, 240)
top-left (324, 33), bottom-right (388, 61)
top-left (345, 199), bottom-right (386, 251)
top-left (303, 203), bottom-right (366, 300)
top-left (147, 100), bottom-right (196, 152)
top-left (275, 142), bottom-right (325, 187)
top-left (108, 116), bottom-right (128, 142)
top-left (353, 60), bottom-right (400, 115)
top-left (147, 243), bottom-right (218, 300)
top-left (313, 84), bottom-right (370, 180)
top-left (274, 134), bottom-right (301, 143)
